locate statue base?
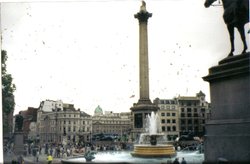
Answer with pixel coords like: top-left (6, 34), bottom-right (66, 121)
top-left (14, 132), bottom-right (25, 155)
top-left (130, 99), bottom-right (159, 139)
top-left (203, 52), bottom-right (250, 163)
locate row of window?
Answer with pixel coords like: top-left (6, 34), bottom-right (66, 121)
top-left (181, 108), bottom-right (206, 113)
top-left (49, 120), bottom-right (91, 125)
top-left (180, 113), bottom-right (201, 117)
top-left (93, 121), bottom-right (129, 124)
top-left (161, 126), bottom-right (177, 132)
top-left (160, 112), bottom-right (176, 117)
top-left (161, 119), bottom-right (176, 124)
top-left (160, 105), bottom-right (176, 110)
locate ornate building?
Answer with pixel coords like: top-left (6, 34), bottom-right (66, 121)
top-left (92, 105), bottom-right (131, 137)
top-left (37, 100), bottom-right (92, 145)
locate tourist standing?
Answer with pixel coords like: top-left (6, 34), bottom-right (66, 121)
top-left (36, 150), bottom-right (40, 162)
top-left (173, 158), bottom-right (180, 164)
top-left (181, 157), bottom-right (187, 164)
top-left (47, 154), bottom-right (53, 164)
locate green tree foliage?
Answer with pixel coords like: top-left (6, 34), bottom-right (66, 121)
top-left (2, 50), bottom-right (16, 133)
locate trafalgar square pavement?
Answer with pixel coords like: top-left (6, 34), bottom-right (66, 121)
top-left (4, 150), bottom-right (61, 164)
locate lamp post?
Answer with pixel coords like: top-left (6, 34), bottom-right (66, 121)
top-left (54, 105), bottom-right (58, 145)
top-left (44, 115), bottom-right (49, 144)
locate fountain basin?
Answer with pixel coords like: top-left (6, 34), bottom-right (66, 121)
top-left (131, 144), bottom-right (176, 158)
top-left (61, 151), bottom-right (203, 163)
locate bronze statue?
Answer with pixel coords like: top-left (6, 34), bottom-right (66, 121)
top-left (15, 112), bottom-right (24, 132)
top-left (204, 0), bottom-right (249, 56)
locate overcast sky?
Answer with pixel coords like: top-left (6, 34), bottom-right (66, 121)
top-left (1, 0), bottom-right (249, 115)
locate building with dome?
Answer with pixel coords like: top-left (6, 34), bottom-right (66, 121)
top-left (92, 105), bottom-right (131, 139)
top-left (94, 105), bottom-right (103, 116)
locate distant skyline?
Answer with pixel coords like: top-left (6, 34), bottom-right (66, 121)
top-left (1, 0), bottom-right (249, 115)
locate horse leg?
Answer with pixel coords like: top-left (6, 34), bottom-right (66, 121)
top-left (236, 25), bottom-right (248, 54)
top-left (227, 25), bottom-right (235, 56)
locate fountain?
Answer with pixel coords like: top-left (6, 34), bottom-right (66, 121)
top-left (131, 112), bottom-right (176, 158)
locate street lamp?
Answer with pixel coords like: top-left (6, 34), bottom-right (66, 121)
top-left (54, 105), bottom-right (58, 145)
top-left (44, 115), bottom-right (49, 144)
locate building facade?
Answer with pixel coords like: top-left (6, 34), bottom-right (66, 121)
top-left (92, 106), bottom-right (131, 138)
top-left (153, 91), bottom-right (210, 138)
top-left (37, 100), bottom-right (92, 145)
top-left (154, 98), bottom-right (180, 141)
top-left (177, 91), bottom-right (210, 136)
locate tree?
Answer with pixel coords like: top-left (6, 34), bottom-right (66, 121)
top-left (2, 50), bottom-right (16, 134)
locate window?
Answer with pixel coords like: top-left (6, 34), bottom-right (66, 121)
top-left (167, 126), bottom-right (171, 131)
top-left (161, 113), bottom-right (165, 116)
top-left (69, 121), bottom-right (71, 124)
top-left (172, 113), bottom-right (176, 116)
top-left (172, 119), bottom-right (176, 123)
top-left (194, 113), bottom-right (198, 117)
top-left (161, 119), bottom-right (165, 123)
top-left (194, 108), bottom-right (197, 113)
top-left (83, 121), bottom-right (85, 124)
top-left (181, 108), bottom-right (185, 112)
top-left (181, 113), bottom-right (185, 117)
top-left (167, 119), bottom-right (171, 123)
top-left (181, 119), bottom-right (185, 124)
top-left (167, 113), bottom-right (170, 116)
top-left (172, 126), bottom-right (176, 131)
top-left (188, 119), bottom-right (192, 124)
top-left (187, 113), bottom-right (192, 117)
top-left (187, 108), bottom-right (192, 112)
top-left (162, 126), bottom-right (166, 132)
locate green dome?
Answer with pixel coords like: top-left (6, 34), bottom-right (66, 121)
top-left (94, 105), bottom-right (103, 115)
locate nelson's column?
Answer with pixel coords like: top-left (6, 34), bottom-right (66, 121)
top-left (130, 1), bottom-right (159, 139)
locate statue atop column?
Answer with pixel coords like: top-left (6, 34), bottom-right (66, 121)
top-left (134, 1), bottom-right (152, 23)
top-left (140, 1), bottom-right (146, 12)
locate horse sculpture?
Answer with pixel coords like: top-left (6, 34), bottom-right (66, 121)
top-left (204, 0), bottom-right (249, 56)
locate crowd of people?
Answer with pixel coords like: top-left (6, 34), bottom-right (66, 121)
top-left (23, 141), bottom-right (133, 162)
top-left (4, 141), bottom-right (196, 163)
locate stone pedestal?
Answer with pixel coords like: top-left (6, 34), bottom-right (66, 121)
top-left (203, 52), bottom-right (250, 163)
top-left (14, 132), bottom-right (25, 155)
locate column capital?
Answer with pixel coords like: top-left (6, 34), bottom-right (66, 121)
top-left (134, 11), bottom-right (152, 23)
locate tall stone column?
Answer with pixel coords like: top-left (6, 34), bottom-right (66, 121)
top-left (130, 1), bottom-right (159, 139)
top-left (134, 3), bottom-right (151, 103)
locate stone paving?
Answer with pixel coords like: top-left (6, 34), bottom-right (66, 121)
top-left (23, 154), bottom-right (61, 164)
top-left (4, 151), bottom-right (61, 164)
